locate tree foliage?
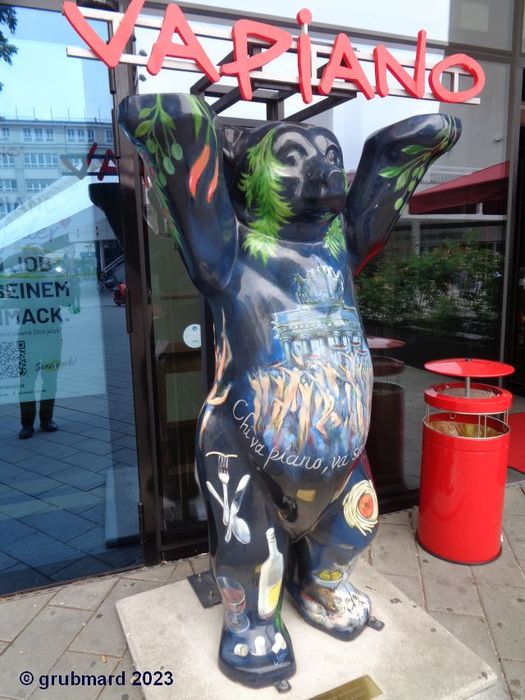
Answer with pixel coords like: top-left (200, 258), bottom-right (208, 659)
top-left (0, 6), bottom-right (17, 92)
top-left (354, 236), bottom-right (504, 341)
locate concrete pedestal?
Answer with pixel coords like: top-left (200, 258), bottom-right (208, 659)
top-left (116, 559), bottom-right (496, 699)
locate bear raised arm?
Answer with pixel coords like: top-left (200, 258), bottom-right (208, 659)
top-left (119, 94), bottom-right (461, 690)
top-left (343, 113), bottom-right (461, 274)
top-left (119, 94), bottom-right (238, 294)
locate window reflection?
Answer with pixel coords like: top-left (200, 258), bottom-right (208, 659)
top-left (346, 59), bottom-right (510, 498)
top-left (0, 7), bottom-right (141, 595)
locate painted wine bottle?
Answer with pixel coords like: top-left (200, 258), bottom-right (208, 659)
top-left (257, 527), bottom-right (283, 618)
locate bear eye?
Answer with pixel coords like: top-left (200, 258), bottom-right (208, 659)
top-left (281, 152), bottom-right (299, 166)
top-left (325, 147), bottom-right (339, 165)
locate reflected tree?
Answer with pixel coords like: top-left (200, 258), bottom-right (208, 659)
top-left (0, 5), bottom-right (17, 92)
top-left (355, 236), bottom-right (504, 340)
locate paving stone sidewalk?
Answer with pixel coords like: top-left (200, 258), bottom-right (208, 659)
top-left (0, 485), bottom-right (524, 700)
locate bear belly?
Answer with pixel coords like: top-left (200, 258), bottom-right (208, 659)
top-left (231, 341), bottom-right (373, 484)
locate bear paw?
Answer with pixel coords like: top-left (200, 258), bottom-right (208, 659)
top-left (296, 579), bottom-right (371, 641)
top-left (218, 618), bottom-right (295, 688)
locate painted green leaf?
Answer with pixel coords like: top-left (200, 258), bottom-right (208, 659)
top-left (239, 129), bottom-right (293, 261)
top-left (139, 106), bottom-right (154, 119)
top-left (163, 157), bottom-right (175, 175)
top-left (188, 95), bottom-right (203, 137)
top-left (379, 166), bottom-right (403, 178)
top-left (242, 233), bottom-right (277, 264)
top-left (402, 144), bottom-right (428, 155)
top-left (160, 111), bottom-right (175, 129)
top-left (206, 119), bottom-right (213, 146)
top-left (194, 109), bottom-right (202, 138)
top-left (395, 170), bottom-right (409, 192)
top-left (394, 197), bottom-right (404, 211)
top-left (134, 121), bottom-right (150, 138)
top-left (436, 125), bottom-right (449, 141)
top-left (146, 139), bottom-right (157, 154)
top-left (324, 216), bottom-right (346, 258)
top-left (158, 172), bottom-right (167, 187)
top-left (171, 143), bottom-right (183, 160)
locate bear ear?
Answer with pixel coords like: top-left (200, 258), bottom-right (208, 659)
top-left (221, 124), bottom-right (247, 165)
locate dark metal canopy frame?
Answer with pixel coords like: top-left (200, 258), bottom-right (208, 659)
top-left (10, 0), bottom-right (525, 565)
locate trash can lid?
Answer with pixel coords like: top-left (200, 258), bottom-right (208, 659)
top-left (424, 358), bottom-right (514, 379)
top-left (425, 382), bottom-right (513, 413)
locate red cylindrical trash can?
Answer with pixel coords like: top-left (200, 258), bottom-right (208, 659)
top-left (417, 358), bottom-right (514, 565)
top-left (418, 412), bottom-right (509, 564)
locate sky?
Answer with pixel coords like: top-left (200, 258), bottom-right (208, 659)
top-left (171, 0), bottom-right (452, 40)
top-left (0, 8), bottom-right (113, 121)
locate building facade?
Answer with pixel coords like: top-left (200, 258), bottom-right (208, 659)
top-left (0, 0), bottom-right (524, 596)
top-left (0, 116), bottom-right (114, 213)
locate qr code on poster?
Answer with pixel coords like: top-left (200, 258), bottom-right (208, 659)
top-left (0, 340), bottom-right (27, 378)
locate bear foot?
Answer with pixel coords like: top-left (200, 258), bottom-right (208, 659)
top-left (218, 617), bottom-right (296, 688)
top-left (289, 578), bottom-right (371, 641)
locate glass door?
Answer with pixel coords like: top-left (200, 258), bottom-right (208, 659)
top-left (143, 178), bottom-right (209, 555)
top-left (0, 5), bottom-right (143, 594)
top-left (510, 71), bottom-right (525, 390)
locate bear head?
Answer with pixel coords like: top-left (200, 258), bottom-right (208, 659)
top-left (221, 122), bottom-right (347, 240)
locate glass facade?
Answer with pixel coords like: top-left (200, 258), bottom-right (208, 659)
top-left (510, 72), bottom-right (525, 387)
top-left (0, 7), bottom-right (142, 595)
top-left (343, 58), bottom-right (512, 498)
top-left (1, 0), bottom-right (524, 588)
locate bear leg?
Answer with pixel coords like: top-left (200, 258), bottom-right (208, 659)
top-left (197, 435), bottom-right (295, 688)
top-left (214, 520), bottom-right (296, 688)
top-left (287, 452), bottom-right (379, 641)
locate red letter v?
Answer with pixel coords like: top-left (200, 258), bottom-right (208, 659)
top-left (63, 0), bottom-right (145, 69)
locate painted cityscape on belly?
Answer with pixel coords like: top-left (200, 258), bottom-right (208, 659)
top-left (248, 262), bottom-right (373, 462)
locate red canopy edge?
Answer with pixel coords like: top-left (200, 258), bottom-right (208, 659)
top-left (409, 161), bottom-right (509, 214)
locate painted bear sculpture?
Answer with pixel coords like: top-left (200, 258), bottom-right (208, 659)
top-left (119, 94), bottom-right (460, 688)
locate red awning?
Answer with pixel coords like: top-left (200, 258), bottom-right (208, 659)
top-left (409, 161), bottom-right (509, 214)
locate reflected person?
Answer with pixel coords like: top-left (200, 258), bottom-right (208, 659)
top-left (13, 246), bottom-right (78, 439)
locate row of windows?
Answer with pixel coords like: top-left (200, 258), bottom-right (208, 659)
top-left (23, 127), bottom-right (55, 143)
top-left (1, 142), bottom-right (116, 170)
top-left (0, 178), bottom-right (56, 193)
top-left (66, 128), bottom-right (113, 143)
top-left (66, 127), bottom-right (95, 143)
top-left (0, 179), bottom-right (16, 191)
top-left (1, 153), bottom-right (59, 169)
top-left (0, 154), bottom-right (15, 167)
top-left (0, 126), bottom-right (113, 143)
top-left (1, 152), bottom-right (59, 169)
top-left (0, 178), bottom-right (57, 191)
top-left (24, 153), bottom-right (58, 168)
top-left (0, 200), bottom-right (20, 215)
top-left (26, 179), bottom-right (53, 192)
